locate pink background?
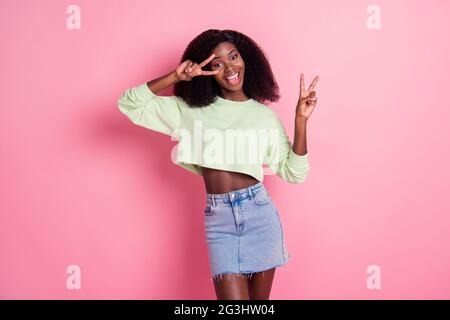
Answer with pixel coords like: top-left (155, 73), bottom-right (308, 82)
top-left (1, 0), bottom-right (449, 299)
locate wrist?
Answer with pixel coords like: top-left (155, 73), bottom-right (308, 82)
top-left (295, 114), bottom-right (308, 123)
top-left (169, 70), bottom-right (180, 83)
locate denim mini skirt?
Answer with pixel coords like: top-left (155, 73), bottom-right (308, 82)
top-left (203, 181), bottom-right (290, 282)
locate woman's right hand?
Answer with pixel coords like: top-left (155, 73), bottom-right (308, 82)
top-left (174, 53), bottom-right (219, 82)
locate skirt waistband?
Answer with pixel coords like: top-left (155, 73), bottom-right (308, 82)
top-left (206, 181), bottom-right (265, 205)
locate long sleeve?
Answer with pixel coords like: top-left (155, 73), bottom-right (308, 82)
top-left (264, 111), bottom-right (310, 183)
top-left (117, 82), bottom-right (184, 137)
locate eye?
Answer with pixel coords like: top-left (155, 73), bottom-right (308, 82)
top-left (211, 54), bottom-right (238, 69)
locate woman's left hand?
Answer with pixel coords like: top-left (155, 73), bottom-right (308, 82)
top-left (296, 73), bottom-right (319, 120)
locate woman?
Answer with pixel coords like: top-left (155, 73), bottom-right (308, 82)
top-left (117, 29), bottom-right (319, 300)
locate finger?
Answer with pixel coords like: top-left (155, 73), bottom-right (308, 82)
top-left (199, 53), bottom-right (216, 68)
top-left (301, 97), bottom-right (316, 103)
top-left (188, 61), bottom-right (195, 73)
top-left (191, 63), bottom-right (201, 76)
top-left (181, 60), bottom-right (189, 68)
top-left (201, 70), bottom-right (220, 76)
top-left (309, 91), bottom-right (316, 98)
top-left (180, 61), bottom-right (188, 73)
top-left (300, 73), bottom-right (305, 95)
top-left (307, 76), bottom-right (320, 93)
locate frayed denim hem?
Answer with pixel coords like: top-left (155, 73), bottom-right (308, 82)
top-left (211, 259), bottom-right (290, 283)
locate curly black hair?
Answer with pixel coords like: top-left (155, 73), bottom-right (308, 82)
top-left (173, 29), bottom-right (281, 107)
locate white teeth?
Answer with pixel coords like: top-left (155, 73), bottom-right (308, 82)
top-left (226, 73), bottom-right (239, 80)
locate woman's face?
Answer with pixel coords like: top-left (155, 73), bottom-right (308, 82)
top-left (209, 42), bottom-right (245, 92)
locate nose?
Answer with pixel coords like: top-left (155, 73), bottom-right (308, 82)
top-left (224, 63), bottom-right (235, 72)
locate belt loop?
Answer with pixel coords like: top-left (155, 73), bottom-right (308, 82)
top-left (248, 186), bottom-right (253, 200)
top-left (212, 196), bottom-right (216, 208)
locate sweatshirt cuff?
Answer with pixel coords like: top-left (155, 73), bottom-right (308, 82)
top-left (134, 82), bottom-right (157, 101)
top-left (288, 149), bottom-right (309, 168)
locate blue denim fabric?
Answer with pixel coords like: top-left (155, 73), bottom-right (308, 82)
top-left (203, 181), bottom-right (290, 282)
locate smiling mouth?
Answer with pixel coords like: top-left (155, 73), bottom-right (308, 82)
top-left (225, 72), bottom-right (241, 85)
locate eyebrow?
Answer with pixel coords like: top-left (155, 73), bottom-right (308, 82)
top-left (212, 49), bottom-right (237, 61)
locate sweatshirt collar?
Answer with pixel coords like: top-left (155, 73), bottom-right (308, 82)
top-left (213, 95), bottom-right (254, 107)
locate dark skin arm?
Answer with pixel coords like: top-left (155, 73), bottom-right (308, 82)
top-left (146, 70), bottom-right (180, 94)
top-left (146, 53), bottom-right (218, 94)
top-left (292, 73), bottom-right (319, 156)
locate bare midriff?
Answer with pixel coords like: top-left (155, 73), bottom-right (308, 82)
top-left (201, 167), bottom-right (259, 194)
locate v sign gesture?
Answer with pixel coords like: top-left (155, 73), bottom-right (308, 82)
top-left (296, 73), bottom-right (319, 120)
top-left (175, 54), bottom-right (220, 82)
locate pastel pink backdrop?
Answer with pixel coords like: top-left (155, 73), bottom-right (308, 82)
top-left (1, 0), bottom-right (449, 299)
